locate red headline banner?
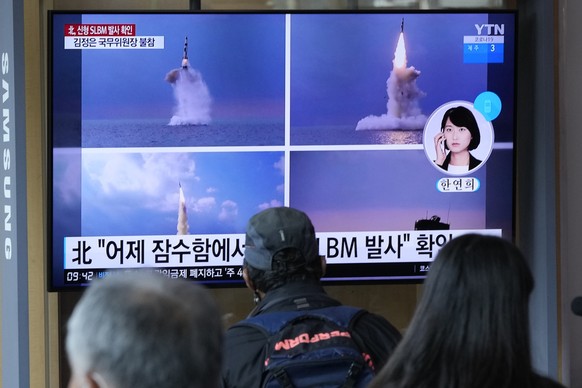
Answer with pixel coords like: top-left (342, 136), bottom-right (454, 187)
top-left (64, 24), bottom-right (136, 36)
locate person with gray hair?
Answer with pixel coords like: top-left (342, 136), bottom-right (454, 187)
top-left (66, 271), bottom-right (223, 388)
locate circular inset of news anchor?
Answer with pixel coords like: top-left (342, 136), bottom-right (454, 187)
top-left (423, 96), bottom-right (497, 176)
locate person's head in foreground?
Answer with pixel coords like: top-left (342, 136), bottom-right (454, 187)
top-left (66, 271), bottom-right (223, 388)
top-left (242, 206), bottom-right (324, 299)
top-left (221, 207), bottom-right (402, 388)
top-left (369, 233), bottom-right (564, 388)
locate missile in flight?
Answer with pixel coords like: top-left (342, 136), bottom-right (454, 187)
top-left (165, 36), bottom-right (198, 83)
top-left (182, 36), bottom-right (189, 69)
top-left (401, 18), bottom-right (404, 33)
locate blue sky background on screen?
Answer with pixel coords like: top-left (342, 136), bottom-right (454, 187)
top-left (61, 12), bottom-right (508, 235)
top-left (77, 13), bottom-right (497, 126)
top-left (290, 150), bottom-right (487, 232)
top-left (51, 151), bottom-right (285, 235)
top-left (290, 13), bottom-right (490, 127)
top-left (80, 13), bottom-right (286, 120)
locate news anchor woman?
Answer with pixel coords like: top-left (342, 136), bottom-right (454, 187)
top-left (434, 105), bottom-right (482, 173)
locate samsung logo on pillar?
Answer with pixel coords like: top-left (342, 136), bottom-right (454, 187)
top-left (475, 24), bottom-right (505, 35)
top-left (2, 52), bottom-right (12, 261)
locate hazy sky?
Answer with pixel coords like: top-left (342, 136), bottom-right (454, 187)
top-left (75, 12), bottom-right (515, 128)
top-left (51, 150), bottom-right (285, 236)
top-left (290, 149), bottom-right (487, 232)
top-left (290, 13), bottom-right (502, 127)
top-left (80, 13), bottom-right (286, 120)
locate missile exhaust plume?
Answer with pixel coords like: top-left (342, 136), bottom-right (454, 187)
top-left (356, 18), bottom-right (427, 131)
top-left (177, 183), bottom-right (189, 235)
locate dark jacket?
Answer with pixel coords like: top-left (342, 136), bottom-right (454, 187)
top-left (533, 374), bottom-right (567, 388)
top-left (438, 152), bottom-right (482, 172)
top-left (221, 282), bottom-right (402, 388)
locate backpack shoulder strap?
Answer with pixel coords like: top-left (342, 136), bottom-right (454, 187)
top-left (235, 305), bottom-right (364, 335)
top-left (246, 292), bottom-right (343, 318)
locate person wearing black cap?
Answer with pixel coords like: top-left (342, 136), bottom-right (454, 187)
top-left (221, 206), bottom-right (402, 388)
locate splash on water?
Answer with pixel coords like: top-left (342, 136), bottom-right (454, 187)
top-left (165, 37), bottom-right (212, 126)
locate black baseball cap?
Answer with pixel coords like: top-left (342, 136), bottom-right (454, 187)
top-left (244, 207), bottom-right (319, 271)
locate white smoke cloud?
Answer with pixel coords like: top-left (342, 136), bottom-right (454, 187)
top-left (356, 31), bottom-right (427, 131)
top-left (84, 153), bottom-right (200, 218)
top-left (218, 200), bottom-right (238, 222)
top-left (86, 153), bottom-right (197, 197)
top-left (274, 155), bottom-right (285, 194)
top-left (258, 200), bottom-right (282, 211)
top-left (166, 65), bottom-right (212, 126)
top-left (194, 197), bottom-right (217, 213)
top-left (274, 155), bottom-right (285, 175)
top-left (55, 150), bottom-right (82, 205)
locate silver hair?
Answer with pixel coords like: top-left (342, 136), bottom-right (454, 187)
top-left (66, 272), bottom-right (223, 388)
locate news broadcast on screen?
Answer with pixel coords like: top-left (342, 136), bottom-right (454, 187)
top-left (48, 10), bottom-right (516, 290)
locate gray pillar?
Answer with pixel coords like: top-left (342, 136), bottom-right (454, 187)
top-left (0, 0), bottom-right (30, 386)
top-left (516, 0), bottom-right (559, 379)
top-left (558, 0), bottom-right (582, 385)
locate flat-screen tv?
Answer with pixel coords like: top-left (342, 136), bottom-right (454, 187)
top-left (48, 10), bottom-right (517, 291)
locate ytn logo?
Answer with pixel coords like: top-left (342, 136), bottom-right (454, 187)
top-left (475, 24), bottom-right (505, 35)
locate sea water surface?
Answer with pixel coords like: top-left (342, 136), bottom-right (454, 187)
top-left (292, 125), bottom-right (423, 146)
top-left (82, 119), bottom-right (423, 148)
top-left (83, 118), bottom-right (285, 148)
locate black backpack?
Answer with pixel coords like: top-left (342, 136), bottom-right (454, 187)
top-left (235, 306), bottom-right (376, 388)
